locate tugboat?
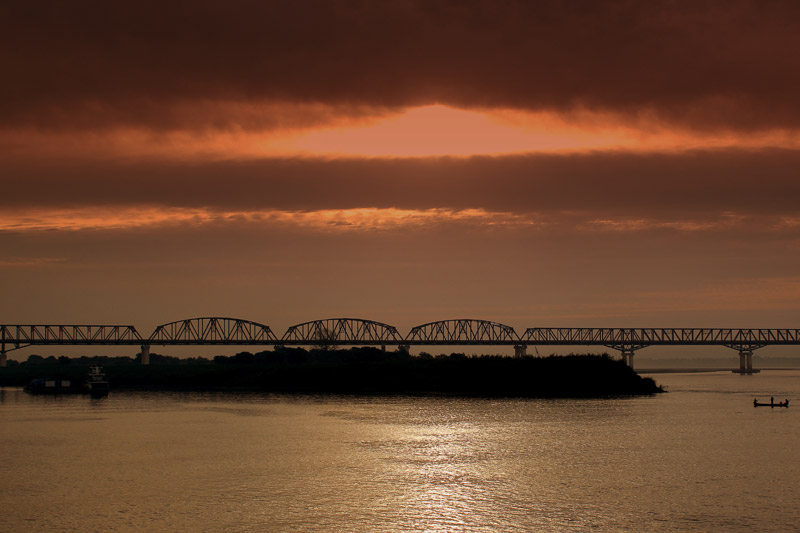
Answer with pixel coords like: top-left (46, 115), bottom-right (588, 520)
top-left (24, 365), bottom-right (109, 397)
top-left (85, 365), bottom-right (109, 397)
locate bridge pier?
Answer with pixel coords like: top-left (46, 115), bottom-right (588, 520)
top-left (620, 347), bottom-right (635, 369)
top-left (398, 344), bottom-right (410, 354)
top-left (736, 349), bottom-right (754, 374)
top-left (0, 345), bottom-right (6, 368)
top-left (514, 344), bottom-right (527, 358)
top-left (140, 344), bottom-right (150, 365)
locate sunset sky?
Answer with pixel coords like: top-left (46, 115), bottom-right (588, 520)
top-left (3, 1), bottom-right (800, 357)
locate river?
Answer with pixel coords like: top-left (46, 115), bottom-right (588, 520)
top-left (1, 370), bottom-right (798, 531)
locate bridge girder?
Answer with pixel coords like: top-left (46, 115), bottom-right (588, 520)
top-left (148, 317), bottom-right (278, 345)
top-left (281, 318), bottom-right (402, 345)
top-left (521, 327), bottom-right (800, 347)
top-left (0, 325), bottom-right (142, 350)
top-left (406, 319), bottom-right (518, 344)
top-left (2, 323), bottom-right (800, 355)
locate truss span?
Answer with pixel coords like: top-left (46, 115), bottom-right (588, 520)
top-left (519, 328), bottom-right (800, 350)
top-left (406, 319), bottom-right (519, 344)
top-left (148, 317), bottom-right (278, 345)
top-left (0, 325), bottom-right (142, 351)
top-left (281, 318), bottom-right (402, 345)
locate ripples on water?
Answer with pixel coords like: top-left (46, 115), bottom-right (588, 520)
top-left (1, 371), bottom-right (799, 531)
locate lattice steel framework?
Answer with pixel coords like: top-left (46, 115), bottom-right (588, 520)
top-left (148, 317), bottom-right (278, 345)
top-left (406, 319), bottom-right (519, 344)
top-left (0, 325), bottom-right (142, 351)
top-left (281, 318), bottom-right (402, 345)
top-left (3, 321), bottom-right (800, 353)
top-left (519, 328), bottom-right (800, 351)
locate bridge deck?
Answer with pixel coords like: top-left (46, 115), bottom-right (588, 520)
top-left (2, 323), bottom-right (799, 349)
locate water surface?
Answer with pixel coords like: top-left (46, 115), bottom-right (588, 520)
top-left (1, 371), bottom-right (798, 531)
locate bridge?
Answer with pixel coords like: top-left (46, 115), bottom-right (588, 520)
top-left (3, 318), bottom-right (799, 374)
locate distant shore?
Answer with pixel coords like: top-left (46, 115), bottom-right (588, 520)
top-left (640, 367), bottom-right (800, 374)
top-left (640, 368), bottom-right (734, 374)
top-left (0, 350), bottom-right (662, 398)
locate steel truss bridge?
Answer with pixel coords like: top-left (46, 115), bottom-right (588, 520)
top-left (3, 317), bottom-right (799, 373)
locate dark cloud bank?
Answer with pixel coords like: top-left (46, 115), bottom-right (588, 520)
top-left (4, 150), bottom-right (800, 218)
top-left (2, 0), bottom-right (800, 130)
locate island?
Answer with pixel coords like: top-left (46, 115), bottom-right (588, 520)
top-left (1, 349), bottom-right (663, 397)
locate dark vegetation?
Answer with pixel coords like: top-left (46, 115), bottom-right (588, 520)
top-left (0, 348), bottom-right (662, 397)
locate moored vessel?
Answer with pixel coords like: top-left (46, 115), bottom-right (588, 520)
top-left (24, 365), bottom-right (109, 396)
top-left (86, 365), bottom-right (109, 397)
top-left (24, 377), bottom-right (84, 394)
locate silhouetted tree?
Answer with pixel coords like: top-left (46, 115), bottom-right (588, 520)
top-left (313, 326), bottom-right (338, 351)
top-left (232, 351), bottom-right (255, 364)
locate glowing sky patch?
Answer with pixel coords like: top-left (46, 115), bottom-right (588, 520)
top-left (287, 105), bottom-right (800, 157)
top-left (289, 104), bottom-right (619, 156)
top-left (5, 104), bottom-right (800, 161)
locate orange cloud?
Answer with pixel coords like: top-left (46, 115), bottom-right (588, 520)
top-left (5, 105), bottom-right (800, 161)
top-left (290, 105), bottom-right (800, 157)
top-left (581, 213), bottom-right (749, 232)
top-left (3, 206), bottom-right (797, 236)
top-left (0, 257), bottom-right (66, 267)
top-left (0, 206), bottom-right (547, 233)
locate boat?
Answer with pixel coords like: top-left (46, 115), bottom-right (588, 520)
top-left (24, 365), bottom-right (109, 397)
top-left (85, 365), bottom-right (109, 397)
top-left (753, 397), bottom-right (789, 407)
top-left (24, 377), bottom-right (85, 395)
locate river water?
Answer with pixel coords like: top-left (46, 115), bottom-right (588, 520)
top-left (1, 371), bottom-right (799, 531)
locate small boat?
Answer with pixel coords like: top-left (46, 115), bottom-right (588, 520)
top-left (753, 397), bottom-right (789, 408)
top-left (24, 365), bottom-right (109, 397)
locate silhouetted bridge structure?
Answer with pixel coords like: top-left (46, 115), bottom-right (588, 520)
top-left (3, 317), bottom-right (799, 373)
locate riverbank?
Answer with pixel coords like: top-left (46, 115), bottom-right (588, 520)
top-left (0, 352), bottom-right (661, 397)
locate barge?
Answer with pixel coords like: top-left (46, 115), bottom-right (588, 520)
top-left (24, 365), bottom-right (109, 397)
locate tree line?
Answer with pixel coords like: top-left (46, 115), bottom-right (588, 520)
top-left (5, 347), bottom-right (483, 368)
